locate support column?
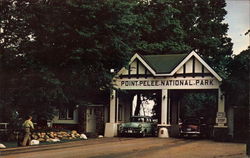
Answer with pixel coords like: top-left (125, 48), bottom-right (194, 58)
top-left (158, 89), bottom-right (169, 138)
top-left (214, 88), bottom-right (228, 141)
top-left (104, 89), bottom-right (119, 137)
top-left (218, 88), bottom-right (225, 113)
top-left (216, 88), bottom-right (227, 127)
top-left (161, 89), bottom-right (168, 125)
top-left (110, 90), bottom-right (116, 123)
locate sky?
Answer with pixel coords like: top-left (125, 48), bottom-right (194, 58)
top-left (224, 0), bottom-right (250, 55)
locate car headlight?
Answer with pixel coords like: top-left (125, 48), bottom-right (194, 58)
top-left (138, 124), bottom-right (142, 128)
top-left (119, 125), bottom-right (124, 131)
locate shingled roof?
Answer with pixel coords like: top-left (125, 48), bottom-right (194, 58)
top-left (117, 51), bottom-right (222, 81)
top-left (141, 53), bottom-right (188, 74)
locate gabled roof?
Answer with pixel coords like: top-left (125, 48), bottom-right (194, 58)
top-left (141, 53), bottom-right (188, 74)
top-left (117, 51), bottom-right (222, 81)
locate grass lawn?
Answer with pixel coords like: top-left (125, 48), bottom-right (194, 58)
top-left (1, 141), bottom-right (18, 148)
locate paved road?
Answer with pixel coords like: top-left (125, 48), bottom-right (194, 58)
top-left (0, 137), bottom-right (247, 158)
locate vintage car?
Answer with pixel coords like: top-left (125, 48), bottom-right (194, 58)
top-left (179, 118), bottom-right (211, 138)
top-left (118, 116), bottom-right (157, 137)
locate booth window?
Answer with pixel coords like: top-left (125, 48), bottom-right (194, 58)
top-left (59, 108), bottom-right (74, 120)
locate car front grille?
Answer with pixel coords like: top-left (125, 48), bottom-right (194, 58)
top-left (123, 127), bottom-right (140, 131)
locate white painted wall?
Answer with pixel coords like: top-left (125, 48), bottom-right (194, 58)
top-left (195, 58), bottom-right (202, 73)
top-left (176, 67), bottom-right (183, 74)
top-left (130, 60), bottom-right (137, 74)
top-left (185, 59), bottom-right (193, 73)
top-left (123, 68), bottom-right (129, 75)
top-left (204, 67), bottom-right (209, 73)
top-left (138, 62), bottom-right (146, 74)
top-left (170, 58), bottom-right (209, 74)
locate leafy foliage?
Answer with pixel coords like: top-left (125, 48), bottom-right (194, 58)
top-left (134, 0), bottom-right (191, 54)
top-left (0, 0), bottom-right (139, 120)
top-left (0, 0), bottom-right (233, 121)
top-left (222, 47), bottom-right (250, 107)
top-left (180, 92), bottom-right (217, 121)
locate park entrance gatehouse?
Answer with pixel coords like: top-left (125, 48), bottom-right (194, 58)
top-left (104, 51), bottom-right (228, 138)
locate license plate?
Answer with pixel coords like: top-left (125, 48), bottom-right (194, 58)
top-left (128, 130), bottom-right (132, 133)
top-left (187, 128), bottom-right (191, 131)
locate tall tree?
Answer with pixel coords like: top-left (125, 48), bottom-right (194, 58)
top-left (222, 46), bottom-right (249, 144)
top-left (0, 0), bottom-right (36, 121)
top-left (222, 47), bottom-right (250, 107)
top-left (0, 0), bottom-right (140, 120)
top-left (173, 0), bottom-right (233, 57)
top-left (0, 0), bottom-right (234, 121)
top-left (134, 0), bottom-right (191, 54)
top-left (180, 92), bottom-right (217, 121)
top-left (173, 0), bottom-right (233, 77)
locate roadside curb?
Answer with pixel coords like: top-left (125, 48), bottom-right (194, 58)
top-left (0, 137), bottom-right (133, 156)
top-left (0, 139), bottom-right (84, 156)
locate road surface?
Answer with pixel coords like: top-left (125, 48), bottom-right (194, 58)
top-left (0, 137), bottom-right (247, 158)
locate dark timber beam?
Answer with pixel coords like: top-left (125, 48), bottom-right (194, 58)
top-left (192, 56), bottom-right (195, 78)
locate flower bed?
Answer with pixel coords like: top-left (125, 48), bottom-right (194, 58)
top-left (30, 130), bottom-right (85, 142)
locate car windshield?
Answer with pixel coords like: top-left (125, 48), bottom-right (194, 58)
top-left (183, 119), bottom-right (200, 125)
top-left (130, 117), bottom-right (145, 122)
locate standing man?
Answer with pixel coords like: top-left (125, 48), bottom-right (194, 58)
top-left (22, 116), bottom-right (34, 146)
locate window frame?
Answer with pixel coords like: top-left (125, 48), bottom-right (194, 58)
top-left (59, 107), bottom-right (74, 120)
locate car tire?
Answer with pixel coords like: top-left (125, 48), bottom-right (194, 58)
top-left (119, 133), bottom-right (123, 137)
top-left (153, 130), bottom-right (158, 137)
top-left (141, 131), bottom-right (146, 137)
top-left (179, 133), bottom-right (184, 138)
